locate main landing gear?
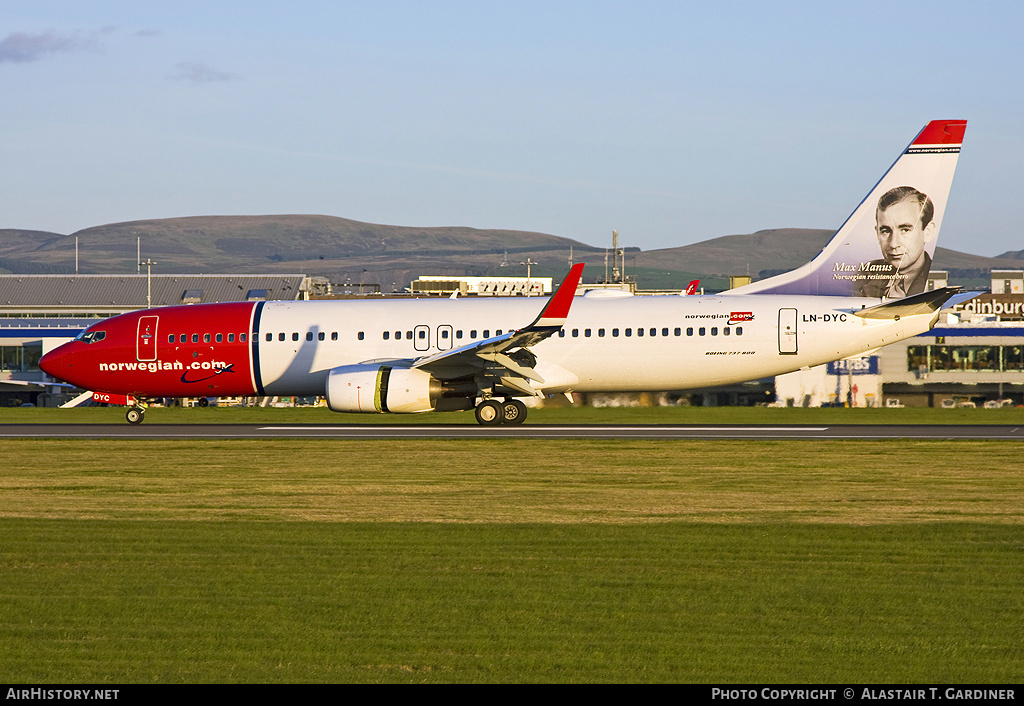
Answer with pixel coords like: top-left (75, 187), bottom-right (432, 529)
top-left (125, 406), bottom-right (145, 425)
top-left (474, 399), bottom-right (527, 426)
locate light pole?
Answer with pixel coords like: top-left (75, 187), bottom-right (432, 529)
top-left (139, 258), bottom-right (157, 307)
top-left (520, 258), bottom-right (537, 295)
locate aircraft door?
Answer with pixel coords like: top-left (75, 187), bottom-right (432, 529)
top-left (414, 325), bottom-right (430, 352)
top-left (778, 308), bottom-right (797, 355)
top-left (436, 325), bottom-right (453, 351)
top-left (137, 315), bottom-right (159, 361)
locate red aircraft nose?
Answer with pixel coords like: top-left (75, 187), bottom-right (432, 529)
top-left (39, 342), bottom-right (78, 383)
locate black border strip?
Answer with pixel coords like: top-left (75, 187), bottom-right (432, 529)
top-left (906, 146), bottom-right (961, 154)
top-left (251, 301), bottom-right (266, 396)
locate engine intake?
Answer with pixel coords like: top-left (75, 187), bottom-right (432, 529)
top-left (326, 364), bottom-right (442, 414)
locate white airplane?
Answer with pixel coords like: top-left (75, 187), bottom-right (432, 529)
top-left (40, 120), bottom-right (969, 424)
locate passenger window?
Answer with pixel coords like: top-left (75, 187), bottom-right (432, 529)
top-left (306, 332), bottom-right (313, 341)
top-left (598, 328), bottom-right (605, 337)
top-left (558, 330), bottom-right (565, 337)
top-left (318, 332), bottom-right (325, 341)
top-left (204, 334), bottom-right (211, 343)
top-left (662, 328), bottom-right (669, 337)
top-left (651, 328), bottom-right (657, 336)
top-left (417, 330), bottom-right (425, 339)
top-left (625, 328), bottom-right (632, 337)
top-left (724, 328), bottom-right (731, 336)
top-left (584, 329), bottom-right (592, 337)
top-left (216, 333), bottom-right (223, 343)
top-left (711, 327), bottom-right (718, 336)
top-left (406, 331), bottom-right (413, 340)
top-left (331, 332), bottom-right (338, 341)
top-left (279, 333), bottom-right (286, 341)
top-left (168, 335), bottom-right (175, 343)
top-left (483, 330), bottom-right (490, 338)
top-left (612, 328), bottom-right (619, 337)
top-left (572, 329), bottom-right (579, 338)
top-left (192, 334), bottom-right (199, 343)
top-left (687, 327), bottom-right (693, 336)
top-left (699, 327), bottom-right (706, 336)
top-left (441, 330), bottom-right (449, 339)
top-left (470, 330), bottom-right (478, 338)
top-left (241, 333), bottom-right (247, 343)
top-left (456, 330), bottom-right (463, 339)
top-left (383, 331), bottom-right (390, 340)
top-left (291, 332), bottom-right (298, 341)
top-left (496, 330), bottom-right (503, 335)
top-left (358, 332), bottom-right (365, 340)
top-left (228, 333), bottom-right (235, 343)
top-left (674, 327), bottom-right (681, 336)
top-left (266, 333), bottom-right (272, 342)
top-left (637, 328), bottom-right (644, 337)
top-left (736, 327), bottom-right (743, 336)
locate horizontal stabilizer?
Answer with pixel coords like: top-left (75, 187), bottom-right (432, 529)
top-left (940, 290), bottom-right (983, 310)
top-left (854, 286), bottom-right (963, 319)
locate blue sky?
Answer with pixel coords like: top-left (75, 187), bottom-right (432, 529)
top-left (2, 0), bottom-right (1021, 256)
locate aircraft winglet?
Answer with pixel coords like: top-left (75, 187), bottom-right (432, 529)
top-left (530, 263), bottom-right (584, 328)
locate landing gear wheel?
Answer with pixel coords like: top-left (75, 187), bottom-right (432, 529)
top-left (126, 407), bottom-right (145, 425)
top-left (474, 399), bottom-right (504, 426)
top-left (501, 400), bottom-right (527, 425)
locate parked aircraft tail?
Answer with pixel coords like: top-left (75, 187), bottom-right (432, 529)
top-left (728, 120), bottom-right (966, 298)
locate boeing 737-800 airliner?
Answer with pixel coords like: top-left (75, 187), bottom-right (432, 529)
top-left (40, 120), bottom-right (969, 424)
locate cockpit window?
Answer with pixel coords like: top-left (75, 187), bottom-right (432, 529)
top-left (76, 330), bottom-right (107, 344)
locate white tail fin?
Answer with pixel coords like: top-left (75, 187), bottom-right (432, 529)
top-left (729, 120), bottom-right (966, 298)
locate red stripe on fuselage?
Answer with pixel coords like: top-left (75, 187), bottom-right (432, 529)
top-left (40, 302), bottom-right (259, 398)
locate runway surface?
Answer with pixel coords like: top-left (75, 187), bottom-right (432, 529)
top-left (2, 423), bottom-right (1023, 439)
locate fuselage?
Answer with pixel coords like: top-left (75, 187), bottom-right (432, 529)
top-left (39, 292), bottom-right (937, 400)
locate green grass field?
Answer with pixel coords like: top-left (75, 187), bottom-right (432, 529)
top-left (2, 435), bottom-right (1022, 683)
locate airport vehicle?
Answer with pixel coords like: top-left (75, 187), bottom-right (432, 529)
top-left (40, 120), bottom-right (968, 425)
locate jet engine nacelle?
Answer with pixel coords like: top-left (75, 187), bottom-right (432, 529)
top-left (325, 364), bottom-right (440, 414)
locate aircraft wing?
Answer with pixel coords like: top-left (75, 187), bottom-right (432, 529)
top-left (410, 263), bottom-right (584, 393)
top-left (0, 379), bottom-right (75, 387)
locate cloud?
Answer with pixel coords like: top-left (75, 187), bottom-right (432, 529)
top-left (168, 62), bottom-right (240, 84)
top-left (0, 30), bottom-right (95, 64)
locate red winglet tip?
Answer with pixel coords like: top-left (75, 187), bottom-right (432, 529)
top-left (539, 263), bottom-right (584, 321)
top-left (913, 120), bottom-right (967, 146)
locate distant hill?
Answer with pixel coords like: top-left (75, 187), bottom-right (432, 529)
top-left (996, 249), bottom-right (1024, 262)
top-left (632, 229), bottom-right (834, 277)
top-left (0, 217), bottom-right (1019, 290)
top-left (1, 215), bottom-right (601, 286)
top-left (626, 228), bottom-right (1022, 289)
